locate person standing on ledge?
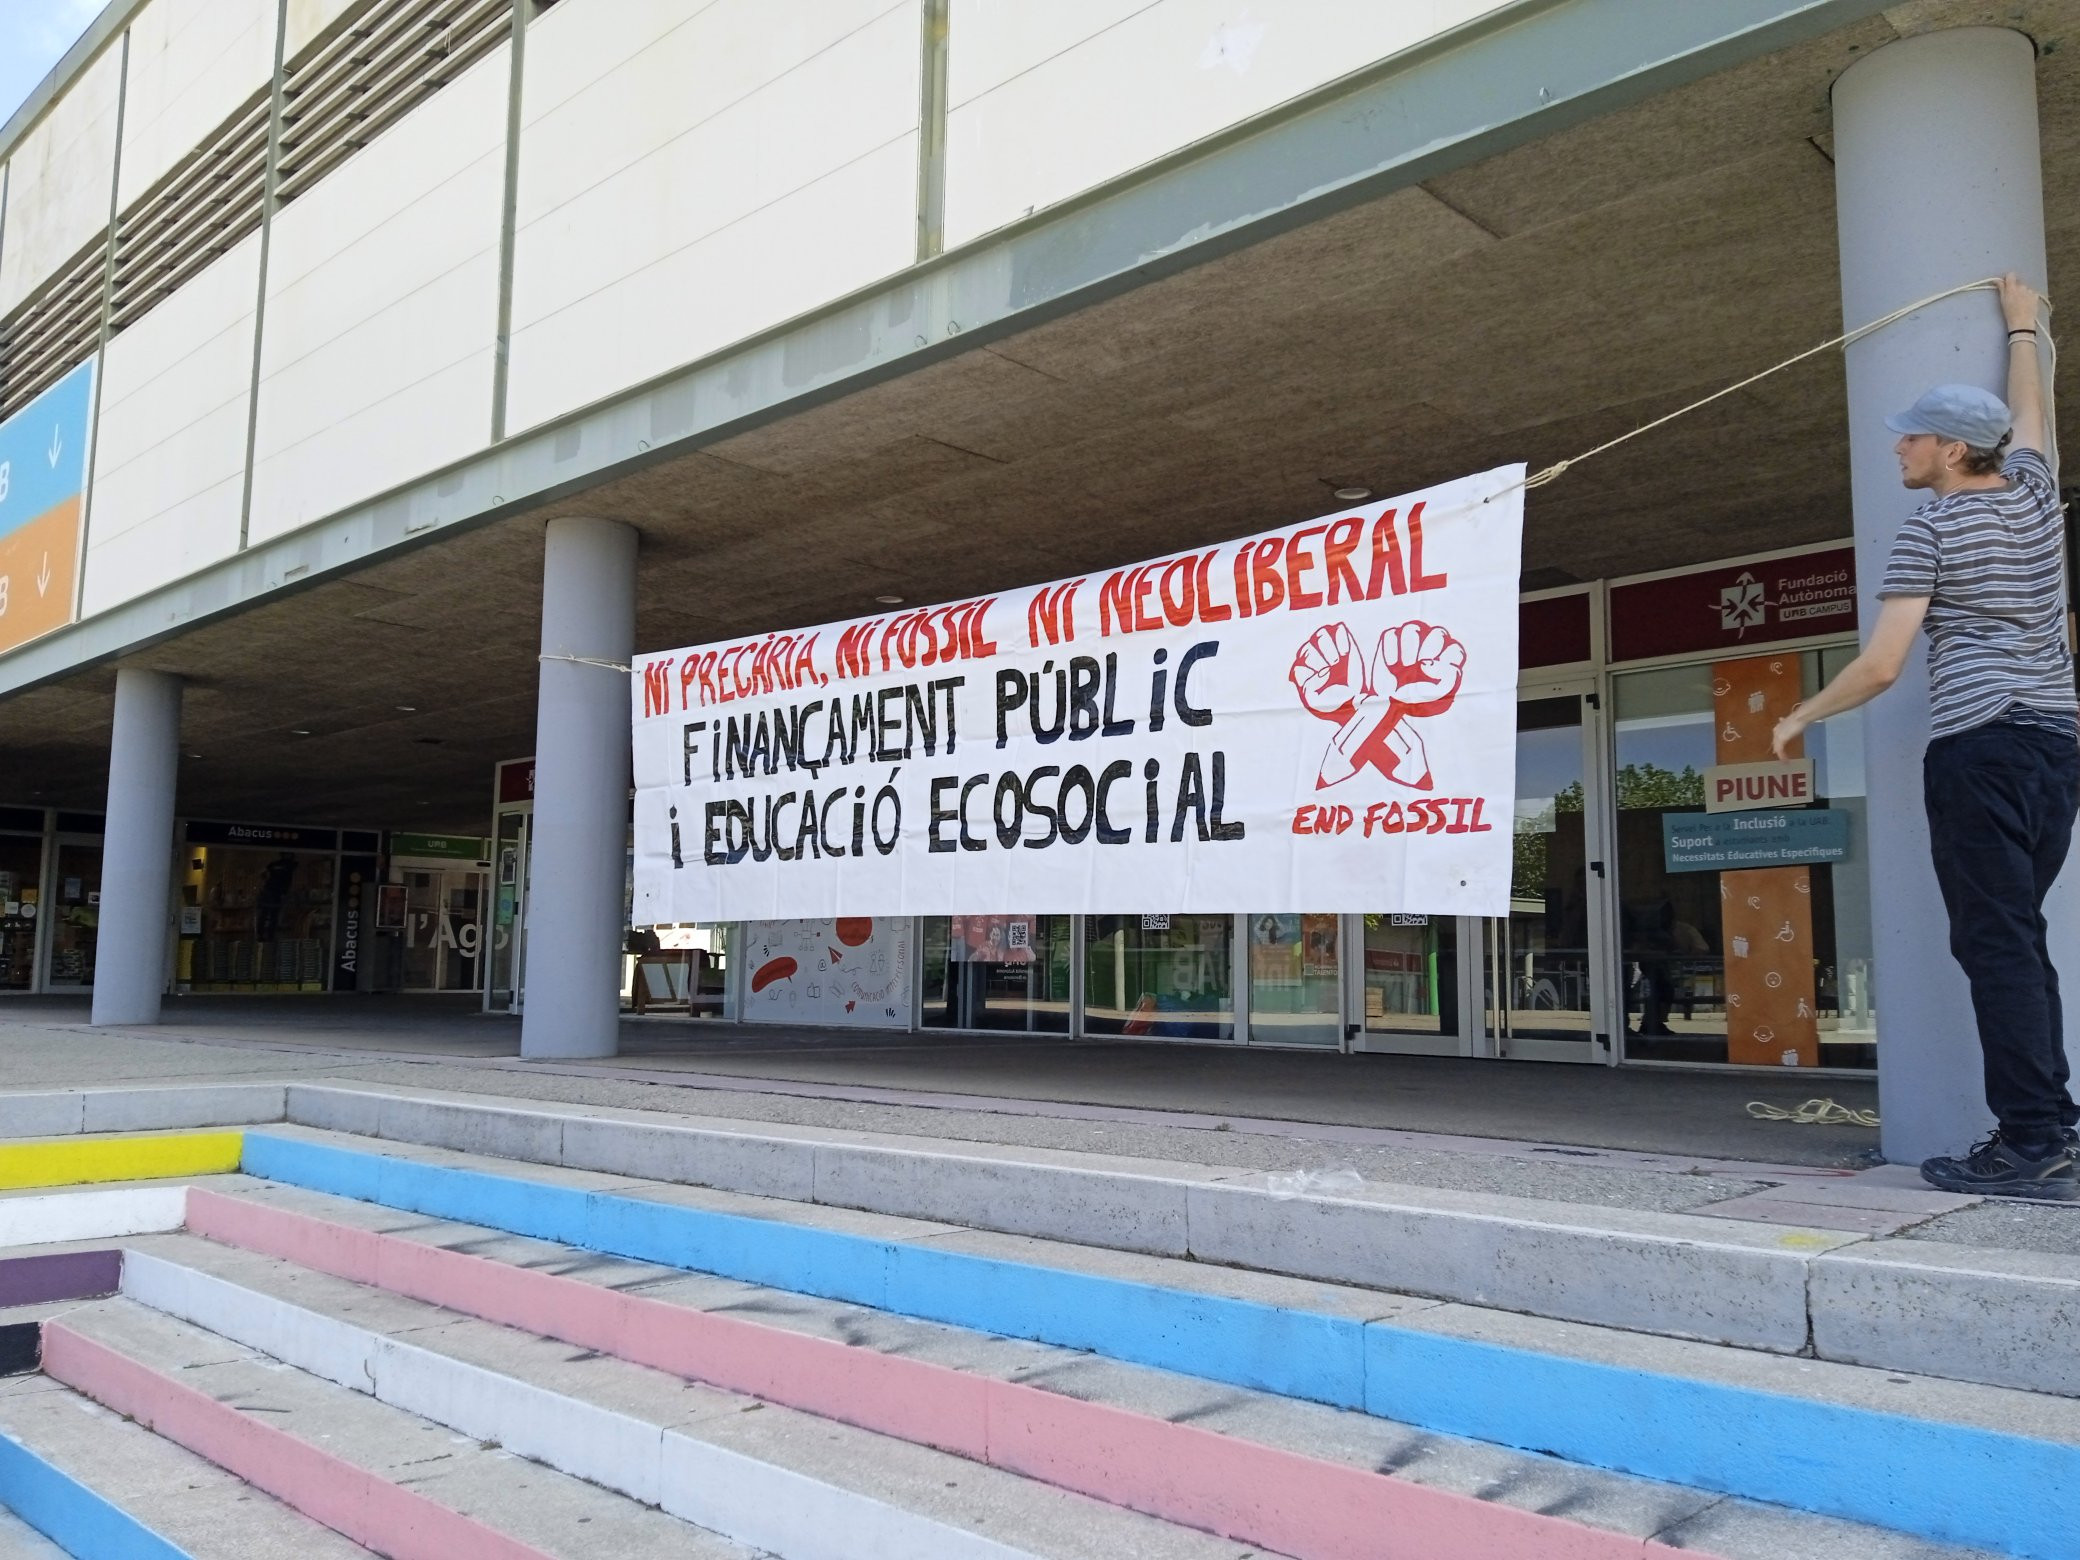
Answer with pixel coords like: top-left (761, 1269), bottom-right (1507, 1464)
top-left (1773, 272), bottom-right (2079, 1200)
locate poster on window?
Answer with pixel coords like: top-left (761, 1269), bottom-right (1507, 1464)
top-left (633, 464), bottom-right (1524, 921)
top-left (741, 917), bottom-right (913, 1026)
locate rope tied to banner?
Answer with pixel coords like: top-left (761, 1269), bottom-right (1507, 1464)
top-left (540, 652), bottom-right (631, 674)
top-left (1486, 277), bottom-right (2057, 500)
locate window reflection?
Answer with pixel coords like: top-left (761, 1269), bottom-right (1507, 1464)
top-left (1084, 914), bottom-right (1235, 1039)
top-left (1247, 913), bottom-right (1340, 1046)
top-left (921, 915), bottom-right (1073, 1032)
top-left (1613, 650), bottom-right (1873, 1068)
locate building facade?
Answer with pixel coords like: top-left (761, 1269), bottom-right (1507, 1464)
top-left (0, 0), bottom-right (2073, 1159)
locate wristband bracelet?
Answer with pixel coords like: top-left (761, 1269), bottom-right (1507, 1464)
top-left (2010, 327), bottom-right (2039, 338)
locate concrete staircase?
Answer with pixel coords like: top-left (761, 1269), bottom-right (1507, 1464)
top-left (0, 1083), bottom-right (2074, 1559)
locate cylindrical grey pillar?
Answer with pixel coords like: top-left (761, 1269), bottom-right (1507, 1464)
top-left (1833, 27), bottom-right (2075, 1162)
top-left (91, 668), bottom-right (181, 1026)
top-left (520, 517), bottom-right (637, 1060)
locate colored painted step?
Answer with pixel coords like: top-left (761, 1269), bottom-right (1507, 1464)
top-left (216, 1144), bottom-right (2074, 1558)
top-left (0, 1135), bottom-right (241, 1193)
top-left (0, 1187), bottom-right (188, 1249)
top-left (117, 1238), bottom-right (1284, 1560)
top-left (0, 1368), bottom-right (366, 1560)
top-left (39, 1299), bottom-right (761, 1560)
top-left (141, 1220), bottom-right (1720, 1560)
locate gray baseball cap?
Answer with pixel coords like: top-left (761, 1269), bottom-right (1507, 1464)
top-left (1884, 383), bottom-right (2012, 449)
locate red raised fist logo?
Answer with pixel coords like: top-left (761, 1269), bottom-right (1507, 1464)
top-left (1289, 620), bottom-right (1466, 790)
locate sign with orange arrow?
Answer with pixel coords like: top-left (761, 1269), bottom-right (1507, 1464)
top-left (0, 359), bottom-right (95, 656)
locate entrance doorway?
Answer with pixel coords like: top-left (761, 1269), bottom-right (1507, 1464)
top-left (1348, 912), bottom-right (1471, 1056)
top-left (1485, 684), bottom-right (1615, 1063)
top-left (399, 868), bottom-right (487, 992)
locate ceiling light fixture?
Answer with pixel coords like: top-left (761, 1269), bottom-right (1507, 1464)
top-left (290, 728), bottom-right (312, 736)
top-left (395, 705), bottom-right (417, 713)
top-left (1333, 485), bottom-right (1372, 502)
top-left (875, 594), bottom-right (904, 606)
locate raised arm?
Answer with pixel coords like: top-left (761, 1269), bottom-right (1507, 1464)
top-left (2000, 271), bottom-right (2047, 456)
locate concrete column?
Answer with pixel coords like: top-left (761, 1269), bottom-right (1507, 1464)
top-left (520, 517), bottom-right (637, 1060)
top-left (91, 668), bottom-right (181, 1025)
top-left (1833, 27), bottom-right (2076, 1161)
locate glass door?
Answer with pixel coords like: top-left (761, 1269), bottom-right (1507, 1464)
top-left (45, 841), bottom-right (103, 990)
top-left (487, 812), bottom-right (529, 1012)
top-left (441, 870), bottom-right (485, 992)
top-left (1348, 913), bottom-right (1471, 1055)
top-left (1611, 649), bottom-right (1876, 1069)
top-left (400, 871), bottom-right (442, 990)
top-left (1246, 913), bottom-right (1341, 1047)
top-left (1485, 685), bottom-right (1615, 1063)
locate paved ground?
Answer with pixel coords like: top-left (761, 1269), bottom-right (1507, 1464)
top-left (2, 994), bottom-right (2076, 1250)
top-left (2, 994), bottom-right (1885, 1162)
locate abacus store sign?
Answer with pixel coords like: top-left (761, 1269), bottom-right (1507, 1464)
top-left (631, 466), bottom-right (1526, 924)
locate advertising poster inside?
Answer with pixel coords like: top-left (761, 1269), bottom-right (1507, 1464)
top-left (633, 465), bottom-right (1525, 921)
top-left (742, 917), bottom-right (914, 1026)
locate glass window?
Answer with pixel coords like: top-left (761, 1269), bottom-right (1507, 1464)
top-left (1612, 650), bottom-right (1873, 1068)
top-left (1486, 696), bottom-right (1596, 1048)
top-left (46, 843), bottom-right (102, 988)
top-left (1084, 914), bottom-right (1234, 1039)
top-left (187, 847), bottom-right (336, 991)
top-left (443, 872), bottom-right (485, 992)
top-left (921, 915), bottom-right (1073, 1032)
top-left (489, 812), bottom-right (526, 1009)
top-left (0, 833), bottom-right (43, 992)
top-left (400, 870), bottom-right (442, 990)
top-left (1361, 914), bottom-right (1457, 1035)
top-left (1247, 913), bottom-right (1340, 1046)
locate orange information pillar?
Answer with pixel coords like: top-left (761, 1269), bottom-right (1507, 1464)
top-left (1713, 654), bottom-right (1820, 1067)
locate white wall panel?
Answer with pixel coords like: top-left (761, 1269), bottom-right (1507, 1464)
top-left (119, 0), bottom-right (279, 206)
top-left (83, 234), bottom-right (260, 616)
top-left (247, 41), bottom-right (509, 545)
top-left (944, 0), bottom-right (1517, 247)
top-left (0, 47), bottom-right (122, 317)
top-left (506, 0), bottom-right (921, 433)
top-left (284, 0), bottom-right (362, 65)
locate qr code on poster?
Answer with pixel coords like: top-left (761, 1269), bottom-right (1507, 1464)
top-left (1007, 921), bottom-right (1030, 951)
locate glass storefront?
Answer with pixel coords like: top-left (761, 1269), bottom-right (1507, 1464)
top-left (181, 826), bottom-right (339, 992)
top-left (921, 914), bottom-right (1073, 1032)
top-left (1612, 646), bottom-right (1873, 1068)
top-left (1083, 914), bottom-right (1235, 1039)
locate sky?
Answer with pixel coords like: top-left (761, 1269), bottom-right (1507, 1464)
top-left (0, 0), bottom-right (104, 130)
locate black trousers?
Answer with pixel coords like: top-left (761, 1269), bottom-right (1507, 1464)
top-left (1924, 719), bottom-right (2080, 1144)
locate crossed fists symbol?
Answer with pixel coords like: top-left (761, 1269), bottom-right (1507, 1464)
top-left (1289, 621), bottom-right (1466, 790)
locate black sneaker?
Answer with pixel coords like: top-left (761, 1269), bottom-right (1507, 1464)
top-left (1921, 1132), bottom-right (2079, 1200)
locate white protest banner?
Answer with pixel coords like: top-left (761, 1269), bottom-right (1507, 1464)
top-left (632, 463), bottom-right (1524, 922)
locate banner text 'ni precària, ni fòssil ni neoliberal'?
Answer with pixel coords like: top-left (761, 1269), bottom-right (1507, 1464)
top-left (631, 463), bottom-right (1525, 921)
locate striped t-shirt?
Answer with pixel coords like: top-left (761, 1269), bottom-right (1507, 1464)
top-left (1879, 446), bottom-right (2078, 739)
